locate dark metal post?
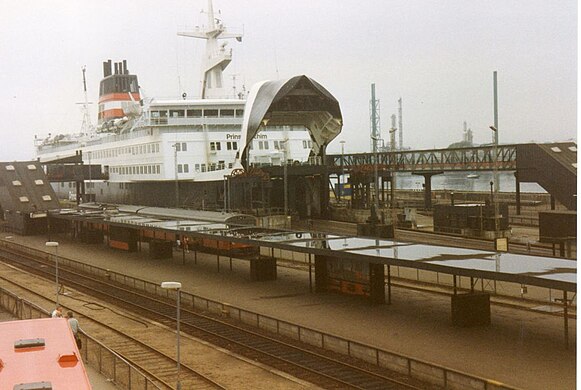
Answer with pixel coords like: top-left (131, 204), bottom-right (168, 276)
top-left (216, 241), bottom-right (220, 272)
top-left (176, 288), bottom-right (181, 390)
top-left (515, 172), bottom-right (521, 215)
top-left (308, 253), bottom-right (313, 293)
top-left (493, 71), bottom-right (500, 191)
top-left (47, 213), bottom-right (51, 242)
top-left (453, 275), bottom-right (457, 295)
top-left (182, 236), bottom-right (185, 265)
top-left (563, 290), bottom-right (569, 350)
top-left (387, 265), bottom-right (392, 304)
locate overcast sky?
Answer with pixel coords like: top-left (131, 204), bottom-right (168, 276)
top-left (0, 0), bottom-right (577, 160)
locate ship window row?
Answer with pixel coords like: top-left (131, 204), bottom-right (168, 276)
top-left (175, 142), bottom-right (187, 152)
top-left (246, 139), bottom-right (312, 151)
top-left (90, 143), bottom-right (161, 159)
top-left (110, 165), bottom-right (162, 175)
top-left (248, 140), bottom-right (271, 150)
top-left (209, 141), bottom-right (238, 151)
top-left (151, 108), bottom-right (244, 121)
top-left (194, 161), bottom-right (232, 172)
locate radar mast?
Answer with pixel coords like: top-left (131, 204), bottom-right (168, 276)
top-left (178, 0), bottom-right (243, 99)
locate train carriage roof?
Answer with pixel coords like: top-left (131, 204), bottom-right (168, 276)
top-left (0, 318), bottom-right (91, 389)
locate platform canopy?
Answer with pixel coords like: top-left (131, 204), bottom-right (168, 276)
top-left (239, 75), bottom-right (343, 168)
top-left (55, 205), bottom-right (576, 293)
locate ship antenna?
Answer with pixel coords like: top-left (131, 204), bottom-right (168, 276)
top-left (178, 0), bottom-right (243, 99)
top-left (231, 73), bottom-right (239, 98)
top-left (274, 47), bottom-right (280, 79)
top-left (78, 66), bottom-right (94, 136)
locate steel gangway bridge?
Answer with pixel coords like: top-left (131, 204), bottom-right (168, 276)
top-left (328, 144), bottom-right (517, 172)
top-left (324, 142), bottom-right (576, 211)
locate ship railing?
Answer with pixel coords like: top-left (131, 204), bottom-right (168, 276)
top-left (145, 117), bottom-right (243, 127)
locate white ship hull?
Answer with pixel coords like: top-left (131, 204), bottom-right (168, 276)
top-left (35, 1), bottom-right (315, 195)
top-left (36, 111), bottom-right (314, 183)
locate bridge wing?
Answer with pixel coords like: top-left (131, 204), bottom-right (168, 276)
top-left (239, 75), bottom-right (342, 168)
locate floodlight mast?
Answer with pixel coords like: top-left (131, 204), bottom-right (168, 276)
top-left (161, 281), bottom-right (182, 390)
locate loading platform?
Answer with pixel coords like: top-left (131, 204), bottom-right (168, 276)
top-left (48, 204), bottom-right (576, 348)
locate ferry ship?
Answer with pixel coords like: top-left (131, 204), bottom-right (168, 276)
top-left (35, 1), bottom-right (315, 208)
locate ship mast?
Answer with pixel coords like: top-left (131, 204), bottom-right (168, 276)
top-left (178, 0), bottom-right (243, 99)
top-left (79, 66), bottom-right (94, 135)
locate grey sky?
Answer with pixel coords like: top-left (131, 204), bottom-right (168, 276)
top-left (0, 0), bottom-right (577, 160)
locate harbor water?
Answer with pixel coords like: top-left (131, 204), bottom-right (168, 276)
top-left (394, 171), bottom-right (545, 193)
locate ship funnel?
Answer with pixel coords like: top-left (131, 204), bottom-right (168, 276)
top-left (103, 60), bottom-right (112, 77)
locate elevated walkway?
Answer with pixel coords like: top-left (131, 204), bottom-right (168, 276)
top-left (516, 143), bottom-right (577, 210)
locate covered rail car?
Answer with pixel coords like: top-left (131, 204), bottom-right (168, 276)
top-left (0, 318), bottom-right (92, 390)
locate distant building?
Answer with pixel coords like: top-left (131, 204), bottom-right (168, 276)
top-left (448, 121), bottom-right (474, 148)
top-left (433, 203), bottom-right (510, 239)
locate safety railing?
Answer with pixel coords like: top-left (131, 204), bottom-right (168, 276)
top-left (509, 215), bottom-right (539, 227)
top-left (0, 287), bottom-right (162, 390)
top-left (0, 240), bottom-right (519, 390)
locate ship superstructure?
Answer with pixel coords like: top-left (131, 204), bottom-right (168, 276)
top-left (35, 1), bottom-right (314, 204)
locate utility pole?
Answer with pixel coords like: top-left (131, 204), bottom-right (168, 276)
top-left (173, 143), bottom-right (179, 208)
top-left (493, 71), bottom-right (499, 191)
top-left (283, 138), bottom-right (288, 216)
top-left (398, 98), bottom-right (403, 150)
top-left (88, 151), bottom-right (92, 202)
top-left (370, 84), bottom-right (380, 215)
top-left (340, 140), bottom-right (345, 201)
top-left (389, 115), bottom-right (397, 209)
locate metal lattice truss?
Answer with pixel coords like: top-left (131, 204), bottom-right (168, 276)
top-left (329, 145), bottom-right (517, 173)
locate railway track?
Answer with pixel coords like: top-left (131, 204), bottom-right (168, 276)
top-left (0, 265), bottom-right (224, 390)
top-left (0, 245), bottom-right (433, 390)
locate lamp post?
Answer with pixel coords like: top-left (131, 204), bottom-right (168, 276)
top-left (223, 175), bottom-right (228, 212)
top-left (87, 151), bottom-right (92, 202)
top-left (45, 242), bottom-right (59, 305)
top-left (282, 138), bottom-right (288, 216)
top-left (172, 143), bottom-right (179, 208)
top-left (339, 140), bottom-right (345, 201)
top-left (161, 281), bottom-right (182, 390)
top-left (370, 136), bottom-right (380, 218)
top-left (489, 125), bottom-right (499, 237)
